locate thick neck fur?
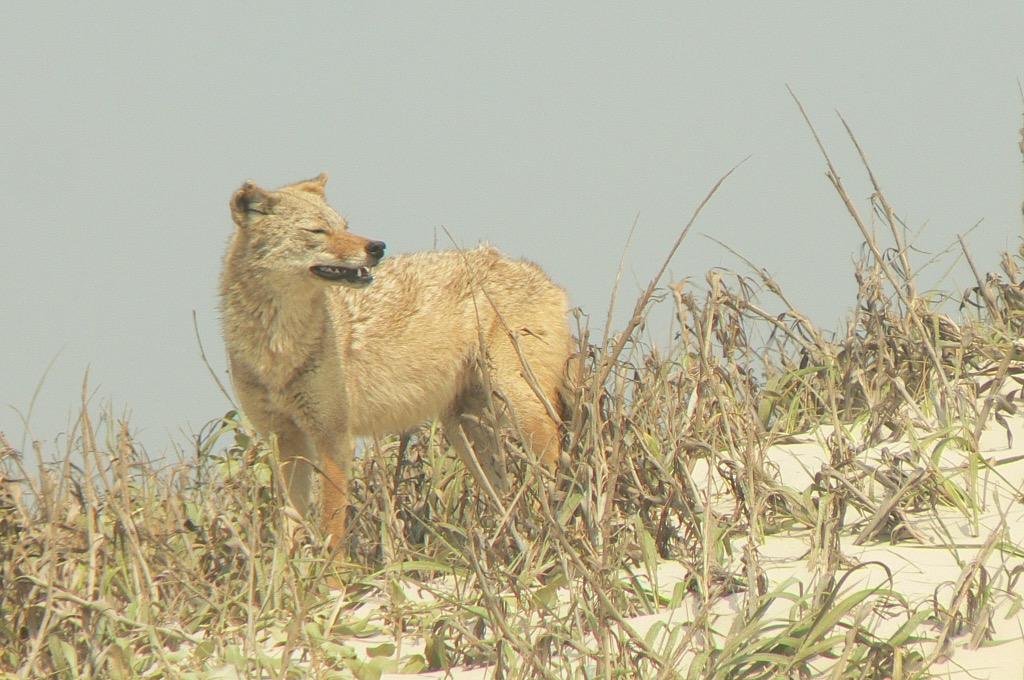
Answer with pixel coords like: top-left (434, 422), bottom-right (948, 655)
top-left (220, 236), bottom-right (335, 387)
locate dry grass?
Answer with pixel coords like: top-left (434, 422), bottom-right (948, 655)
top-left (4, 108), bottom-right (1024, 678)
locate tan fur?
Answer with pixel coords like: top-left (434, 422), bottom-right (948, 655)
top-left (219, 173), bottom-right (572, 551)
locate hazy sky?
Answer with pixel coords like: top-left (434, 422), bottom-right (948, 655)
top-left (3, 4), bottom-right (1023, 459)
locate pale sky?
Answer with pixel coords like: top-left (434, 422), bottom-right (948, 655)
top-left (3, 3), bottom-right (1023, 458)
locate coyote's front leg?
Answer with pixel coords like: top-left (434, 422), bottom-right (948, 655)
top-left (274, 422), bottom-right (315, 518)
top-left (317, 433), bottom-right (352, 554)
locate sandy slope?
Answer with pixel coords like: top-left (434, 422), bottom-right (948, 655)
top-left (357, 414), bottom-right (1024, 679)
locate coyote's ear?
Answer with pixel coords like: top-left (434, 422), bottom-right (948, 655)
top-left (230, 180), bottom-right (278, 226)
top-left (291, 172), bottom-right (329, 196)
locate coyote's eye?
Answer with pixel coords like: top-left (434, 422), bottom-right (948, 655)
top-left (303, 227), bottom-right (328, 235)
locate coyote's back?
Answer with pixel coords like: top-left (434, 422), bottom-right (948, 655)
top-left (220, 173), bottom-right (572, 552)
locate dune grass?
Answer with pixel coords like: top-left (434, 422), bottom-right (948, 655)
top-left (4, 112), bottom-right (1024, 678)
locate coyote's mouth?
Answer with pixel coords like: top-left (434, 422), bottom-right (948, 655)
top-left (310, 265), bottom-right (374, 285)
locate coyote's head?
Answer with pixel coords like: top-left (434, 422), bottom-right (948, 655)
top-left (229, 173), bottom-right (386, 287)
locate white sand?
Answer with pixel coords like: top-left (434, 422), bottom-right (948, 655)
top-left (340, 412), bottom-right (1024, 678)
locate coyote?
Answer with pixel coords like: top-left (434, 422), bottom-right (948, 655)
top-left (220, 173), bottom-right (572, 551)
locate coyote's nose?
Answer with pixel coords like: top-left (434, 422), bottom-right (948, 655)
top-left (366, 241), bottom-right (386, 261)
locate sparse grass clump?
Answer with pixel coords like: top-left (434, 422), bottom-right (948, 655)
top-left (4, 107), bottom-right (1024, 678)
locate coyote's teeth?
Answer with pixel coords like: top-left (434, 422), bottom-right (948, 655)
top-left (309, 262), bottom-right (373, 284)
